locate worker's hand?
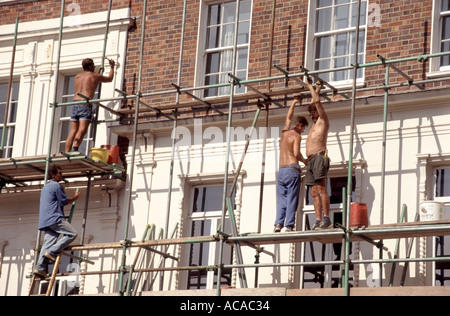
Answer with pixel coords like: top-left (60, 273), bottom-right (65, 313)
top-left (109, 59), bottom-right (115, 68)
top-left (293, 95), bottom-right (302, 105)
top-left (73, 190), bottom-right (81, 201)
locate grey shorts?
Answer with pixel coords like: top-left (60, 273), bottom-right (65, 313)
top-left (71, 105), bottom-right (93, 122)
top-left (305, 151), bottom-right (330, 186)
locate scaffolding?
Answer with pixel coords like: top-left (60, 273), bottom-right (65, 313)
top-left (1, 0), bottom-right (450, 296)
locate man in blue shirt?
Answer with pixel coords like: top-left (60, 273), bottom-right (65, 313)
top-left (33, 165), bottom-right (81, 278)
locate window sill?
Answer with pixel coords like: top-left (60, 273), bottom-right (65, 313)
top-left (427, 70), bottom-right (450, 79)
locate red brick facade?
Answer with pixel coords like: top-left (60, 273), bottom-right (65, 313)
top-left (1, 0), bottom-right (448, 110)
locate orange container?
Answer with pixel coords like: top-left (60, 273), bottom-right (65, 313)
top-left (350, 202), bottom-right (369, 228)
top-left (101, 145), bottom-right (120, 164)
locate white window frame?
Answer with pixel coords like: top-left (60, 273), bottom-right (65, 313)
top-left (430, 0), bottom-right (450, 76)
top-left (305, 0), bottom-right (368, 87)
top-left (418, 153), bottom-right (450, 286)
top-left (195, 0), bottom-right (252, 98)
top-left (297, 159), bottom-right (365, 289)
top-left (177, 171), bottom-right (245, 290)
top-left (0, 81), bottom-right (19, 158)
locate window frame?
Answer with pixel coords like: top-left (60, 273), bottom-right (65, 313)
top-left (430, 0), bottom-right (450, 76)
top-left (418, 153), bottom-right (450, 286)
top-left (305, 0), bottom-right (368, 87)
top-left (297, 159), bottom-right (365, 289)
top-left (196, 0), bottom-right (252, 98)
top-left (0, 81), bottom-right (19, 158)
top-left (177, 171), bottom-right (246, 290)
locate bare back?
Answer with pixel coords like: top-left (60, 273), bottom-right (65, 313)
top-left (280, 129), bottom-right (302, 166)
top-left (73, 71), bottom-right (104, 101)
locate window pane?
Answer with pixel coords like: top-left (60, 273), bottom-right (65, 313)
top-left (239, 0), bottom-right (252, 20)
top-left (352, 1), bottom-right (367, 27)
top-left (436, 168), bottom-right (450, 197)
top-left (334, 33), bottom-right (349, 56)
top-left (0, 104), bottom-right (4, 124)
top-left (335, 4), bottom-right (351, 30)
top-left (442, 42), bottom-right (450, 66)
top-left (318, 0), bottom-right (332, 8)
top-left (443, 16), bottom-right (450, 40)
top-left (317, 8), bottom-right (332, 32)
top-left (443, 0), bottom-right (450, 12)
top-left (316, 36), bottom-right (332, 59)
top-left (208, 4), bottom-right (220, 25)
top-left (237, 48), bottom-right (248, 70)
top-left (223, 2), bottom-right (236, 23)
top-left (206, 26), bottom-right (220, 49)
top-left (206, 52), bottom-right (220, 74)
top-left (222, 24), bottom-right (235, 47)
top-left (192, 186), bottom-right (223, 213)
top-left (238, 21), bottom-right (250, 45)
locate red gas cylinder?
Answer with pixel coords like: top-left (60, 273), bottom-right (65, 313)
top-left (350, 202), bottom-right (369, 228)
top-left (101, 145), bottom-right (120, 164)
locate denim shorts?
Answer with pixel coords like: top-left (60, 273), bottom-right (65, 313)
top-left (71, 105), bottom-right (93, 122)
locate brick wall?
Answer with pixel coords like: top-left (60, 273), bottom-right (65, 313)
top-left (1, 0), bottom-right (448, 112)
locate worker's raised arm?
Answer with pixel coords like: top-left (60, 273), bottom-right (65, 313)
top-left (306, 78), bottom-right (328, 121)
top-left (283, 96), bottom-right (301, 131)
top-left (99, 59), bottom-right (115, 83)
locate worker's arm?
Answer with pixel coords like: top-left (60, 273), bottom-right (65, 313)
top-left (66, 190), bottom-right (81, 205)
top-left (293, 136), bottom-right (308, 165)
top-left (283, 96), bottom-right (301, 131)
top-left (99, 59), bottom-right (115, 83)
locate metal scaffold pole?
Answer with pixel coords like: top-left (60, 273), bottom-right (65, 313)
top-left (31, 0), bottom-right (66, 280)
top-left (344, 0), bottom-right (362, 295)
top-left (118, 0), bottom-right (148, 296)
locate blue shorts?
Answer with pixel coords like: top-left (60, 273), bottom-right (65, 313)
top-left (71, 105), bottom-right (93, 122)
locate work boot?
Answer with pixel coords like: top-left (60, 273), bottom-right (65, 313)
top-left (318, 219), bottom-right (333, 229)
top-left (33, 269), bottom-right (49, 279)
top-left (274, 224), bottom-right (283, 233)
top-left (44, 252), bottom-right (57, 262)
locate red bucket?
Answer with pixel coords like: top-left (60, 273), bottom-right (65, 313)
top-left (101, 145), bottom-right (119, 164)
top-left (350, 202), bottom-right (369, 228)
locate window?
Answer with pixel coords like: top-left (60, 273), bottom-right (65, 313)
top-left (308, 0), bottom-right (367, 84)
top-left (431, 1), bottom-right (450, 73)
top-left (439, 1), bottom-right (450, 69)
top-left (436, 168), bottom-right (450, 197)
top-left (187, 185), bottom-right (235, 289)
top-left (299, 157), bottom-right (366, 289)
top-left (0, 82), bottom-right (19, 158)
top-left (434, 167), bottom-right (450, 286)
top-left (201, 0), bottom-right (252, 98)
top-left (58, 75), bottom-right (95, 155)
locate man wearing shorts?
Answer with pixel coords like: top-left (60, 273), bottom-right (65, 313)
top-left (274, 96), bottom-right (308, 233)
top-left (305, 78), bottom-right (332, 230)
top-left (65, 58), bottom-right (115, 152)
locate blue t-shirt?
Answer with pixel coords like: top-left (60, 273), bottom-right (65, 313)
top-left (38, 179), bottom-right (69, 230)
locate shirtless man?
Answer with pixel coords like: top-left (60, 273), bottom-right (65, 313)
top-left (305, 79), bottom-right (331, 230)
top-left (65, 58), bottom-right (115, 152)
top-left (274, 96), bottom-right (308, 233)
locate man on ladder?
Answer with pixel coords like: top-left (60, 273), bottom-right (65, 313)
top-left (33, 165), bottom-right (80, 279)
